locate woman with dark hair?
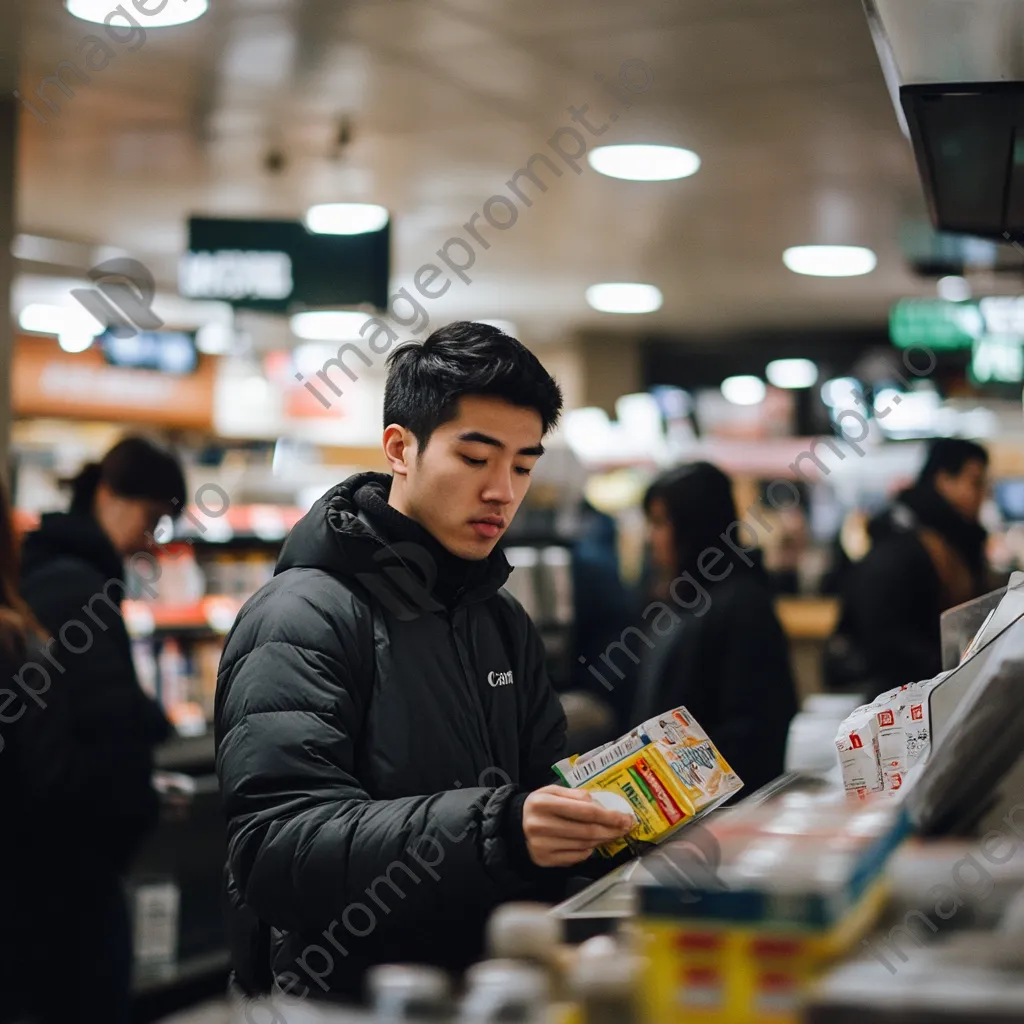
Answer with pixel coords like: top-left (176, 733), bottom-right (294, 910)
top-left (631, 462), bottom-right (798, 795)
top-left (9, 436), bottom-right (186, 1022)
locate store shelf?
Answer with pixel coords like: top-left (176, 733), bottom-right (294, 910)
top-left (125, 597), bottom-right (243, 638)
top-left (175, 504), bottom-right (305, 544)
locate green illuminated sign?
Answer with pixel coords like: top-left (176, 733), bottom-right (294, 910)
top-left (971, 335), bottom-right (1024, 384)
top-left (890, 299), bottom-right (982, 350)
top-left (892, 297), bottom-right (1024, 384)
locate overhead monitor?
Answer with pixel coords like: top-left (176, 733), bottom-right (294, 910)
top-left (179, 216), bottom-right (391, 314)
top-left (98, 328), bottom-right (199, 375)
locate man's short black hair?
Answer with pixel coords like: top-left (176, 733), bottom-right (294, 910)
top-left (383, 321), bottom-right (563, 451)
top-left (919, 437), bottom-right (989, 485)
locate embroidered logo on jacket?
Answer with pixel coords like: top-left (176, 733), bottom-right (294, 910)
top-left (487, 669), bottom-right (514, 688)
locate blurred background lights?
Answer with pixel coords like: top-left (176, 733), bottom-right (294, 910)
top-left (766, 358), bottom-right (819, 389)
top-left (585, 283), bottom-right (663, 314)
top-left (937, 275), bottom-right (972, 302)
top-left (304, 204), bottom-right (390, 235)
top-left (782, 245), bottom-right (877, 277)
top-left (588, 144), bottom-right (701, 181)
top-left (66, 0), bottom-right (208, 26)
top-left (820, 377), bottom-right (863, 408)
top-left (290, 310), bottom-right (371, 340)
top-left (721, 375), bottom-right (767, 406)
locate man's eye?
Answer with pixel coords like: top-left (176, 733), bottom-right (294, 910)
top-left (515, 466), bottom-right (532, 476)
top-left (462, 456), bottom-right (486, 467)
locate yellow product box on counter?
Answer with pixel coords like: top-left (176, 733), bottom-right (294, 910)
top-left (633, 790), bottom-right (909, 1024)
top-left (552, 705), bottom-right (744, 857)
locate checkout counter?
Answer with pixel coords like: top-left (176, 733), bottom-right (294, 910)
top-left (544, 575), bottom-right (1024, 1022)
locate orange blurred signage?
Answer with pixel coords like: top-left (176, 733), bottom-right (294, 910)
top-left (13, 335), bottom-right (215, 429)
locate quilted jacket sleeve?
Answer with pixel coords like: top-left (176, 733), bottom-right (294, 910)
top-left (215, 570), bottom-right (536, 936)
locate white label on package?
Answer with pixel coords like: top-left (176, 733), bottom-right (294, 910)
top-left (836, 706), bottom-right (883, 798)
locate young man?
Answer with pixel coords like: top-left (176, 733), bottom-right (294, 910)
top-left (215, 322), bottom-right (633, 1002)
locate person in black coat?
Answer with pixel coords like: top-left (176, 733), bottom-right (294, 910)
top-left (216, 323), bottom-right (634, 1002)
top-left (630, 462), bottom-right (798, 796)
top-left (10, 437), bottom-right (185, 1024)
top-left (831, 438), bottom-right (991, 692)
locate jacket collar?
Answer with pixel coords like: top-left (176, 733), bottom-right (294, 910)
top-left (276, 472), bottom-right (512, 615)
top-left (21, 511), bottom-right (124, 584)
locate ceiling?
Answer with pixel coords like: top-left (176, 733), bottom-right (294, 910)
top-left (8, 0), bottom-right (979, 348)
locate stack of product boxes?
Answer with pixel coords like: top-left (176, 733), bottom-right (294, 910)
top-left (634, 791), bottom-right (909, 1024)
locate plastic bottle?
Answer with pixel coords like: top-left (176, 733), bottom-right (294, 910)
top-left (460, 959), bottom-right (548, 1024)
top-left (367, 964), bottom-right (452, 1022)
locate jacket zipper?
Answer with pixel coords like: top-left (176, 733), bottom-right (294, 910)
top-left (448, 605), bottom-right (496, 768)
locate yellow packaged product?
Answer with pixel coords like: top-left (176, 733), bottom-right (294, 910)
top-left (552, 705), bottom-right (743, 857)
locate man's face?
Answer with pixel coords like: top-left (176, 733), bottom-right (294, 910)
top-left (935, 458), bottom-right (988, 522)
top-left (386, 395), bottom-right (544, 560)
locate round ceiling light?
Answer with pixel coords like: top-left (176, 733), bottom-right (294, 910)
top-left (587, 144), bottom-right (701, 182)
top-left (721, 375), bottom-right (766, 406)
top-left (782, 245), bottom-right (877, 278)
top-left (290, 310), bottom-right (371, 341)
top-left (305, 203), bottom-right (390, 236)
top-left (585, 283), bottom-right (663, 314)
top-left (66, 0), bottom-right (208, 27)
top-left (766, 358), bottom-right (819, 389)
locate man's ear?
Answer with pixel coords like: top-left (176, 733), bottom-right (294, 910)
top-left (383, 424), bottom-right (414, 477)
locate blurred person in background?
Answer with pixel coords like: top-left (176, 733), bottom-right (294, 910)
top-left (11, 437), bottom-right (184, 1023)
top-left (631, 462), bottom-right (798, 794)
top-left (0, 476), bottom-right (50, 1023)
top-left (829, 438), bottom-right (991, 692)
top-left (569, 498), bottom-right (636, 736)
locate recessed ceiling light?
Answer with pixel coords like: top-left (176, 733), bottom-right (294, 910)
top-left (721, 375), bottom-right (766, 406)
top-left (305, 204), bottom-right (389, 235)
top-left (766, 358), bottom-right (819, 389)
top-left (588, 144), bottom-right (701, 182)
top-left (937, 275), bottom-right (971, 302)
top-left (66, 0), bottom-right (208, 27)
top-left (290, 310), bottom-right (371, 340)
top-left (585, 283), bottom-right (662, 314)
top-left (782, 245), bottom-right (877, 277)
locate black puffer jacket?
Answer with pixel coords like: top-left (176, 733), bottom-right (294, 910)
top-left (19, 511), bottom-right (171, 871)
top-left (215, 473), bottom-right (569, 1000)
top-left (834, 483), bottom-right (990, 690)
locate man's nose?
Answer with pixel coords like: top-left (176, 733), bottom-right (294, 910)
top-left (481, 467), bottom-right (514, 505)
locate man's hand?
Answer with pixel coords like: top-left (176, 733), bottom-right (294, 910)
top-left (522, 785), bottom-right (635, 867)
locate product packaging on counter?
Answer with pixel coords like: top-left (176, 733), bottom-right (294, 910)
top-left (553, 705), bottom-right (743, 856)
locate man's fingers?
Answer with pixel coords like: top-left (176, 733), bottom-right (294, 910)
top-left (527, 819), bottom-right (632, 843)
top-left (540, 848), bottom-right (600, 867)
top-left (536, 784), bottom-right (592, 800)
top-left (531, 792), bottom-right (634, 829)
